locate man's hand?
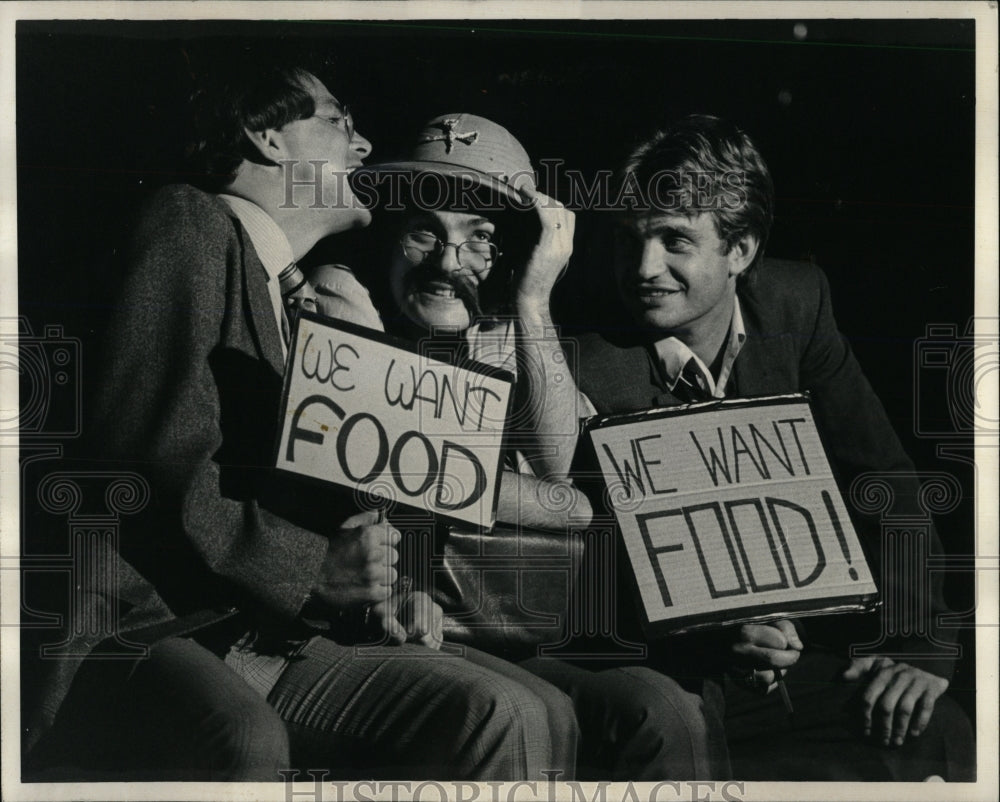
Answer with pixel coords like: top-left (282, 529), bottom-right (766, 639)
top-left (843, 657), bottom-right (949, 746)
top-left (731, 619), bottom-right (803, 691)
top-left (512, 184), bottom-right (575, 313)
top-left (395, 591), bottom-right (444, 650)
top-left (307, 263), bottom-right (385, 332)
top-left (367, 599), bottom-right (406, 645)
top-left (365, 591), bottom-right (443, 649)
top-left (310, 509), bottom-right (399, 613)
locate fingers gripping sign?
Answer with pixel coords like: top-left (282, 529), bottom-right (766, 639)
top-left (311, 509), bottom-right (401, 611)
top-left (310, 510), bottom-right (444, 647)
top-left (730, 618), bottom-right (803, 692)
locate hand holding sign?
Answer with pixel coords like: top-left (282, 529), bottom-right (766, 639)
top-left (731, 619), bottom-right (803, 692)
top-left (310, 509), bottom-right (400, 612)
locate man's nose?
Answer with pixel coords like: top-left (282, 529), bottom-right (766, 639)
top-left (433, 242), bottom-right (463, 275)
top-left (635, 239), bottom-right (665, 280)
top-left (351, 129), bottom-right (372, 159)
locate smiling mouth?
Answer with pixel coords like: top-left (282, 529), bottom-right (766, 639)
top-left (633, 286), bottom-right (682, 300)
top-left (404, 267), bottom-right (483, 318)
top-left (416, 280), bottom-right (459, 300)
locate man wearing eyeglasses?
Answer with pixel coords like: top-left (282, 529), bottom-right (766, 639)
top-left (28, 55), bottom-right (573, 782)
top-left (305, 114), bottom-right (730, 781)
top-left (332, 113), bottom-right (586, 483)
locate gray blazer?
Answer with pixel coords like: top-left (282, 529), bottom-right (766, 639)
top-left (27, 185), bottom-right (336, 753)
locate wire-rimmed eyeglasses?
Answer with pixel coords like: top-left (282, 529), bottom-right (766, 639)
top-left (314, 103), bottom-right (355, 141)
top-left (399, 231), bottom-right (502, 274)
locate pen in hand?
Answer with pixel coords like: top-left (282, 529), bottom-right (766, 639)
top-left (776, 675), bottom-right (794, 714)
top-left (770, 619), bottom-right (800, 714)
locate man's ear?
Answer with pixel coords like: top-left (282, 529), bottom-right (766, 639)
top-left (243, 127), bottom-right (285, 165)
top-left (727, 232), bottom-right (760, 278)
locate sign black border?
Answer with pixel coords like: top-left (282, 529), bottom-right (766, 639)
top-left (585, 392), bottom-right (882, 637)
top-left (273, 309), bottom-right (516, 531)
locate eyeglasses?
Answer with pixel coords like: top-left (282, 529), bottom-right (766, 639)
top-left (314, 102), bottom-right (355, 141)
top-left (400, 231), bottom-right (501, 274)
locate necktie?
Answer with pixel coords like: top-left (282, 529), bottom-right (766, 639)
top-left (671, 357), bottom-right (712, 403)
top-left (278, 262), bottom-right (318, 345)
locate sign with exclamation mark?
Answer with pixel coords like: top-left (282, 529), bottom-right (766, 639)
top-left (823, 489), bottom-right (860, 582)
top-left (588, 393), bottom-right (879, 636)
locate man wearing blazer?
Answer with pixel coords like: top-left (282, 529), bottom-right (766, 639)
top-left (567, 115), bottom-right (974, 780)
top-left (24, 54), bottom-right (572, 781)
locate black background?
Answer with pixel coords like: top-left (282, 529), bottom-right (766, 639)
top-left (16, 18), bottom-right (978, 711)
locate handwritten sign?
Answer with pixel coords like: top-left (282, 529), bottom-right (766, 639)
top-left (587, 395), bottom-right (878, 635)
top-left (276, 313), bottom-right (514, 528)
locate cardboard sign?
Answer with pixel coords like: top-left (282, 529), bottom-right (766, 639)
top-left (275, 313), bottom-right (514, 528)
top-left (587, 395), bottom-right (878, 635)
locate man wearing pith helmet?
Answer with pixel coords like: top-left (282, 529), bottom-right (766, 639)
top-left (349, 113), bottom-right (581, 475)
top-left (311, 113), bottom-right (731, 780)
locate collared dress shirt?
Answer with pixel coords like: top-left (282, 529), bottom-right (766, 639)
top-left (218, 194), bottom-right (296, 359)
top-left (650, 298), bottom-right (747, 399)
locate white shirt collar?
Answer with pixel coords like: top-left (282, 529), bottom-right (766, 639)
top-left (218, 194), bottom-right (293, 359)
top-left (217, 194), bottom-right (295, 280)
top-left (651, 298), bottom-right (747, 398)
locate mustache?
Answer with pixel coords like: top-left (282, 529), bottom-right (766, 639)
top-left (405, 265), bottom-right (483, 319)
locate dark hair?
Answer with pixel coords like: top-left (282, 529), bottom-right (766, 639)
top-left (615, 114), bottom-right (774, 273)
top-left (183, 48), bottom-right (331, 191)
